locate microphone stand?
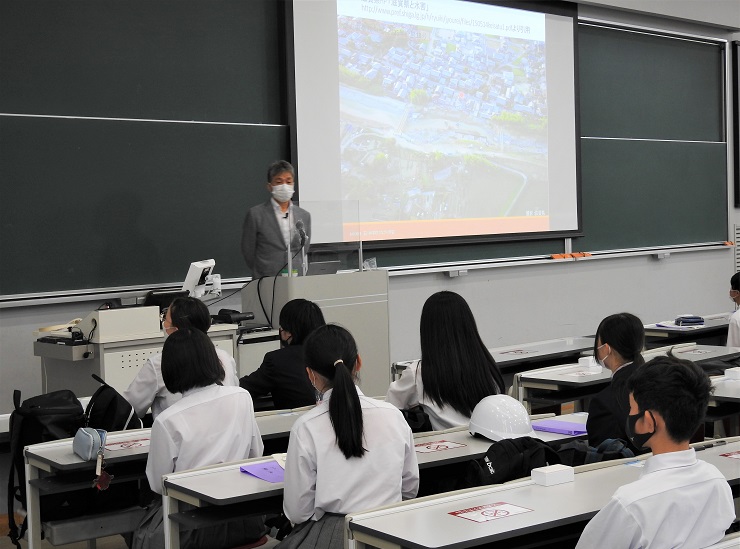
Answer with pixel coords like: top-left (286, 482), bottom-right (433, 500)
top-left (301, 238), bottom-right (307, 276)
top-left (287, 207), bottom-right (293, 277)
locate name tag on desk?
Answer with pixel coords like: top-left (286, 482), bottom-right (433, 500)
top-left (415, 440), bottom-right (467, 453)
top-left (449, 502), bottom-right (533, 523)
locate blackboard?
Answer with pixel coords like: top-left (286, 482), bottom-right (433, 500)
top-left (0, 0), bottom-right (288, 296)
top-left (573, 23), bottom-right (727, 253)
top-left (0, 3), bottom-right (729, 297)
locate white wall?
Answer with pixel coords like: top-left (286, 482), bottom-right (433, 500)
top-left (387, 250), bottom-right (735, 364)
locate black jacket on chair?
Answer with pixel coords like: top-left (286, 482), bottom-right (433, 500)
top-left (586, 362), bottom-right (644, 455)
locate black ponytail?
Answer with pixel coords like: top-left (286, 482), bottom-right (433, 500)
top-left (304, 324), bottom-right (365, 459)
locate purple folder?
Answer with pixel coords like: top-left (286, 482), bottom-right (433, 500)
top-left (240, 461), bottom-right (284, 483)
top-left (532, 419), bottom-right (587, 436)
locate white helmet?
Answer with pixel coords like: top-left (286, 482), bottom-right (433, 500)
top-left (469, 395), bottom-right (536, 441)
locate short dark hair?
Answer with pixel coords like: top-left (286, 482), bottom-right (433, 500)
top-left (267, 160), bottom-right (294, 183)
top-left (161, 329), bottom-right (224, 393)
top-left (168, 297), bottom-right (211, 333)
top-left (593, 312), bottom-right (645, 366)
top-left (731, 272), bottom-right (740, 292)
top-left (627, 355), bottom-right (712, 443)
top-left (304, 324), bottom-right (365, 459)
top-left (279, 298), bottom-right (325, 345)
top-left (419, 291), bottom-right (504, 416)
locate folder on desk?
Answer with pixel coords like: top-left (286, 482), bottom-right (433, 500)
top-left (532, 419), bottom-right (587, 436)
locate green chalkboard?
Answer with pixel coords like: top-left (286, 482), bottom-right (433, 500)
top-left (572, 23), bottom-right (727, 253)
top-left (0, 0), bottom-right (287, 296)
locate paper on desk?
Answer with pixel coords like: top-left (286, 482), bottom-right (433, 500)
top-left (272, 453), bottom-right (287, 469)
top-left (562, 369), bottom-right (602, 378)
top-left (105, 438), bottom-right (150, 451)
top-left (449, 502), bottom-right (533, 523)
top-left (240, 461), bottom-right (284, 483)
top-left (653, 321), bottom-right (702, 330)
top-left (414, 440), bottom-right (467, 453)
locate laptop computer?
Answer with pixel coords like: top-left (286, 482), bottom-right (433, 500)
top-left (307, 260), bottom-right (341, 276)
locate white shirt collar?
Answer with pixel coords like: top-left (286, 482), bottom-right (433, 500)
top-left (271, 197), bottom-right (292, 213)
top-left (642, 448), bottom-right (697, 477)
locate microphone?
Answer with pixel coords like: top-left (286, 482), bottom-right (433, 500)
top-left (296, 220), bottom-right (307, 247)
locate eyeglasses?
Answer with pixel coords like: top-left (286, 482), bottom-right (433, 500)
top-left (160, 308), bottom-right (168, 323)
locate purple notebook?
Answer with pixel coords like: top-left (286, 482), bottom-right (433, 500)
top-left (532, 419), bottom-right (587, 436)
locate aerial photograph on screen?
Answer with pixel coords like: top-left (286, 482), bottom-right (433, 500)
top-left (337, 0), bottom-right (549, 240)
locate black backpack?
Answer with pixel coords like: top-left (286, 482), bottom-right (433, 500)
top-left (461, 436), bottom-right (561, 488)
top-left (7, 389), bottom-right (86, 548)
top-left (85, 374), bottom-right (142, 431)
top-left (557, 438), bottom-right (635, 466)
top-left (400, 405), bottom-right (433, 433)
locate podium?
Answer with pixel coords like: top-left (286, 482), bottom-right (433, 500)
top-left (34, 307), bottom-right (239, 395)
top-left (242, 270), bottom-right (391, 396)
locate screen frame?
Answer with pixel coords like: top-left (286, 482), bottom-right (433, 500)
top-left (284, 0), bottom-right (582, 250)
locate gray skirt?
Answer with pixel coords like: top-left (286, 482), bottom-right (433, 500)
top-left (275, 514), bottom-right (346, 549)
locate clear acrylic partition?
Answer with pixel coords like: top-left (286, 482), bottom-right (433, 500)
top-left (297, 200), bottom-right (364, 272)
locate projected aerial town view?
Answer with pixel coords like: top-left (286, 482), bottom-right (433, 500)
top-left (338, 11), bottom-right (549, 239)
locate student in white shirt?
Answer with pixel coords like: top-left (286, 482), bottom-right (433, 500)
top-left (123, 296), bottom-right (239, 420)
top-left (133, 328), bottom-right (265, 549)
top-left (727, 271), bottom-right (740, 347)
top-left (280, 325), bottom-right (419, 548)
top-left (576, 355), bottom-right (735, 549)
top-left (385, 291), bottom-right (505, 430)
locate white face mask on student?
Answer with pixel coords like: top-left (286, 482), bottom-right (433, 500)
top-left (596, 343), bottom-right (610, 369)
top-left (271, 184), bottom-right (294, 203)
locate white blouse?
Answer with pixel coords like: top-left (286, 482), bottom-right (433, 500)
top-left (283, 387), bottom-right (419, 524)
top-left (124, 347), bottom-right (239, 419)
top-left (385, 360), bottom-right (471, 431)
top-left (146, 384), bottom-right (263, 494)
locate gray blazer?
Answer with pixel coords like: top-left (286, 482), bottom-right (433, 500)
top-left (241, 200), bottom-right (311, 278)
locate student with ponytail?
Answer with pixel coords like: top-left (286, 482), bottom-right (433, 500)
top-left (279, 325), bottom-right (419, 548)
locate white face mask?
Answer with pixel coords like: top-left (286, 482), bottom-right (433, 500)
top-left (596, 343), bottom-right (611, 369)
top-left (271, 184), bottom-right (294, 203)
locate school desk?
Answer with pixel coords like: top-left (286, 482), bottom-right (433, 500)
top-left (347, 438), bottom-right (740, 549)
top-left (516, 344), bottom-right (740, 413)
top-left (644, 313), bottom-right (730, 348)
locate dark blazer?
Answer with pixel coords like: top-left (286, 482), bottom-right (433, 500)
top-left (586, 362), bottom-right (644, 455)
top-left (239, 344), bottom-right (316, 410)
top-left (241, 200), bottom-right (311, 278)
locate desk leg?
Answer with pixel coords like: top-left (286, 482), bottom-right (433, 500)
top-left (163, 492), bottom-right (180, 549)
top-left (350, 532), bottom-right (402, 549)
top-left (24, 461), bottom-right (42, 549)
top-left (521, 386), bottom-right (532, 414)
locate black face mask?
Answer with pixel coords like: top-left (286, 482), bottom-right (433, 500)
top-left (625, 409), bottom-right (656, 451)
